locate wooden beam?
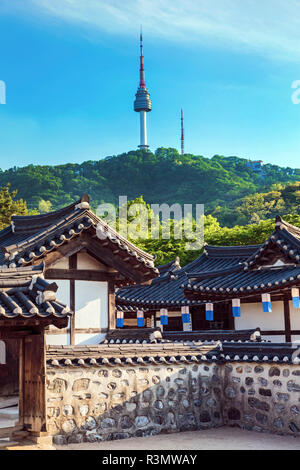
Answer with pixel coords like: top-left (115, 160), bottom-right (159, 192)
top-left (46, 328), bottom-right (69, 336)
top-left (74, 328), bottom-right (108, 334)
top-left (45, 268), bottom-right (121, 282)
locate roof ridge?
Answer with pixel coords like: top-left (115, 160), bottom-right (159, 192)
top-left (275, 215), bottom-right (300, 239)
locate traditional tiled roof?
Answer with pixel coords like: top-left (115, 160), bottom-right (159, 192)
top-left (156, 256), bottom-right (181, 278)
top-left (0, 195), bottom-right (158, 283)
top-left (106, 327), bottom-right (162, 343)
top-left (162, 328), bottom-right (262, 342)
top-left (184, 217), bottom-right (300, 300)
top-left (245, 216), bottom-right (300, 268)
top-left (116, 245), bottom-right (258, 308)
top-left (116, 304), bottom-right (148, 313)
top-left (184, 265), bottom-right (300, 298)
top-left (46, 341), bottom-right (222, 367)
top-left (46, 340), bottom-right (300, 365)
top-left (0, 263), bottom-right (71, 320)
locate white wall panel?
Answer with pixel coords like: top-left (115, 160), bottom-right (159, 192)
top-left (289, 301), bottom-right (300, 330)
top-left (51, 257), bottom-right (69, 269)
top-left (77, 253), bottom-right (105, 270)
top-left (46, 279), bottom-right (70, 345)
top-left (46, 334), bottom-right (69, 346)
top-left (53, 279), bottom-right (70, 306)
top-left (75, 281), bottom-right (108, 330)
top-left (234, 301), bottom-right (285, 331)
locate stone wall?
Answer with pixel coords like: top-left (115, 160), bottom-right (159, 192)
top-left (46, 362), bottom-right (223, 445)
top-left (223, 362), bottom-right (300, 435)
top-left (46, 358), bottom-right (300, 444)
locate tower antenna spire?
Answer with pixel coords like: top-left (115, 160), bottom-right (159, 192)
top-left (181, 109), bottom-right (184, 155)
top-left (139, 26), bottom-right (145, 88)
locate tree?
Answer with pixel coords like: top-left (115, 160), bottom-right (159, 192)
top-left (38, 199), bottom-right (52, 213)
top-left (0, 183), bottom-right (28, 230)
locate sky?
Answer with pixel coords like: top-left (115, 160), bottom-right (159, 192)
top-left (0, 0), bottom-right (300, 170)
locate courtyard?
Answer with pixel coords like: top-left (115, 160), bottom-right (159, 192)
top-left (53, 427), bottom-right (300, 451)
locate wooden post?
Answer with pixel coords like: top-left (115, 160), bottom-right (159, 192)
top-left (69, 254), bottom-right (77, 345)
top-left (18, 338), bottom-right (24, 428)
top-left (108, 281), bottom-right (116, 330)
top-left (284, 296), bottom-right (292, 343)
top-left (227, 302), bottom-right (235, 330)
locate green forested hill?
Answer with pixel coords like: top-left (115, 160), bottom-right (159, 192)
top-left (1, 147), bottom-right (299, 227)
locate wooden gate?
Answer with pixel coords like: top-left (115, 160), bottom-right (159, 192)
top-left (22, 333), bottom-right (47, 433)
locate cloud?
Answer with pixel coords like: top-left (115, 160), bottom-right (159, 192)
top-left (3, 0), bottom-right (300, 62)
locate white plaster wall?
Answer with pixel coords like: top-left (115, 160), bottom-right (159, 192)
top-left (234, 301), bottom-right (285, 332)
top-left (77, 253), bottom-right (106, 270)
top-left (75, 280), bottom-right (108, 330)
top-left (46, 279), bottom-right (70, 346)
top-left (47, 334), bottom-right (70, 346)
top-left (51, 257), bottom-right (69, 269)
top-left (74, 333), bottom-right (107, 345)
top-left (289, 300), bottom-right (300, 331)
top-left (53, 279), bottom-right (70, 305)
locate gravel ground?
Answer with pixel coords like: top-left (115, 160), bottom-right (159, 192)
top-left (54, 427), bottom-right (300, 451)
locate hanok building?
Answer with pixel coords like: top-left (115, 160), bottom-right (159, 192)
top-left (0, 195), bottom-right (158, 346)
top-left (117, 216), bottom-right (300, 343)
top-left (116, 253), bottom-right (237, 332)
top-left (184, 216), bottom-right (300, 342)
top-left (0, 264), bottom-right (72, 440)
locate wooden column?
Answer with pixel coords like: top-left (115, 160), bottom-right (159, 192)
top-left (23, 332), bottom-right (47, 433)
top-left (18, 338), bottom-right (25, 428)
top-left (284, 296), bottom-right (292, 343)
top-left (69, 254), bottom-right (77, 345)
top-left (108, 281), bottom-right (116, 330)
top-left (227, 302), bottom-right (235, 330)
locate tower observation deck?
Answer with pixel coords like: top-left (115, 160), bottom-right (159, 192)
top-left (134, 32), bottom-right (152, 150)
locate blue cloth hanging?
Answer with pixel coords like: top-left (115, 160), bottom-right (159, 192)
top-left (116, 310), bottom-right (124, 328)
top-left (292, 288), bottom-right (300, 308)
top-left (137, 309), bottom-right (145, 327)
top-left (205, 303), bottom-right (214, 321)
top-left (262, 293), bottom-right (272, 313)
top-left (160, 308), bottom-right (168, 325)
top-left (232, 298), bottom-right (241, 317)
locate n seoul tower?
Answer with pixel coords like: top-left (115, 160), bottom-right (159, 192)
top-left (134, 31), bottom-right (152, 150)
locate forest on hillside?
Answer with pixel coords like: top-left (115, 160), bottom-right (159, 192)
top-left (0, 156), bottom-right (299, 267)
top-left (1, 148), bottom-right (299, 227)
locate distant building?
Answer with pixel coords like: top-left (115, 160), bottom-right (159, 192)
top-left (245, 160), bottom-right (265, 178)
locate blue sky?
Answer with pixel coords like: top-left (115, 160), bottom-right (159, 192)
top-left (0, 0), bottom-right (300, 170)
